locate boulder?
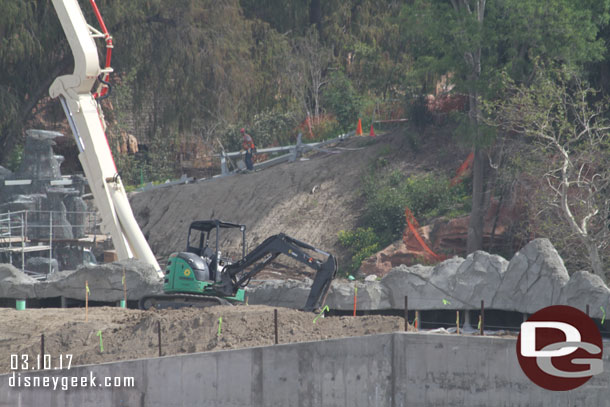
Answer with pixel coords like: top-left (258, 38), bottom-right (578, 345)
top-left (247, 278), bottom-right (391, 310)
top-left (381, 261), bottom-right (452, 309)
top-left (38, 259), bottom-right (162, 301)
top-left (491, 238), bottom-right (569, 313)
top-left (559, 270), bottom-right (610, 319)
top-left (0, 264), bottom-right (39, 299)
top-left (452, 251), bottom-right (507, 308)
top-left (326, 280), bottom-right (390, 310)
top-left (246, 279), bottom-right (312, 309)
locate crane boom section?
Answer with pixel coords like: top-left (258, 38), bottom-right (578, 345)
top-left (49, 0), bottom-right (161, 275)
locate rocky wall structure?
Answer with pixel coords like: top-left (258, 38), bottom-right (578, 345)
top-left (248, 239), bottom-right (610, 319)
top-left (0, 259), bottom-right (162, 302)
top-left (0, 238), bottom-right (608, 318)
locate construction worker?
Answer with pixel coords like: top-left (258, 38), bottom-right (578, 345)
top-left (240, 128), bottom-right (255, 171)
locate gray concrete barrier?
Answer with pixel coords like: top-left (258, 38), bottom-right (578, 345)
top-left (1, 333), bottom-right (609, 406)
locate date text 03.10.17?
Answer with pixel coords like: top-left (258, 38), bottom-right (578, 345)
top-left (10, 354), bottom-right (73, 371)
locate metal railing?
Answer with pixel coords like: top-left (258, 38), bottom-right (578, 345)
top-left (218, 131), bottom-right (354, 176)
top-left (133, 131), bottom-right (354, 193)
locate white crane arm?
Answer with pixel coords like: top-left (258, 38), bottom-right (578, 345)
top-left (49, 0), bottom-right (162, 276)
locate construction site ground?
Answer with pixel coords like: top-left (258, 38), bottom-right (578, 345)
top-left (0, 305), bottom-right (408, 374)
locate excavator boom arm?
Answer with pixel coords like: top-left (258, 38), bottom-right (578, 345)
top-left (221, 233), bottom-right (337, 311)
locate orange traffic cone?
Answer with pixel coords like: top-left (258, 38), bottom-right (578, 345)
top-left (369, 124), bottom-right (376, 137)
top-left (356, 118), bottom-right (363, 135)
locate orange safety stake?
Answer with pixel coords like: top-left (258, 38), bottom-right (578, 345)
top-left (356, 118), bottom-right (363, 135)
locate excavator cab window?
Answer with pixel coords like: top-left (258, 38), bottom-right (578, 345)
top-left (186, 228), bottom-right (208, 256)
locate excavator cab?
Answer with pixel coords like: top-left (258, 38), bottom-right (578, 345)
top-left (185, 220), bottom-right (246, 280)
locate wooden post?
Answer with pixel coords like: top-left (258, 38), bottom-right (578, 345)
top-left (157, 321), bottom-right (162, 357)
top-left (353, 284), bottom-right (358, 317)
top-left (456, 311), bottom-right (460, 335)
top-left (274, 309), bottom-right (279, 345)
top-left (404, 296), bottom-right (408, 331)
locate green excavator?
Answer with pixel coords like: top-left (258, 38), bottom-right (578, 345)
top-left (139, 220), bottom-right (337, 312)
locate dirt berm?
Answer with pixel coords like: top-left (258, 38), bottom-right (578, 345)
top-left (129, 131), bottom-right (464, 270)
top-left (0, 306), bottom-right (408, 374)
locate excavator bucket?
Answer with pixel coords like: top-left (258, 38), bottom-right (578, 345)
top-left (303, 255), bottom-right (337, 312)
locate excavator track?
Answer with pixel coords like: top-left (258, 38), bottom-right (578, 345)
top-left (139, 293), bottom-right (231, 310)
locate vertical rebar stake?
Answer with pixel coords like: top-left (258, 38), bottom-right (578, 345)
top-left (274, 309), bottom-right (279, 345)
top-left (404, 296), bottom-right (408, 331)
top-left (41, 334), bottom-right (45, 357)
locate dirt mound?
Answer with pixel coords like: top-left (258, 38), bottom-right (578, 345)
top-left (0, 305), bottom-right (408, 373)
top-left (129, 130), bottom-right (466, 272)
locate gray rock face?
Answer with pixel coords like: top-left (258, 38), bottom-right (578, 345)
top-left (491, 239), bottom-right (569, 313)
top-left (246, 279), bottom-right (312, 308)
top-left (453, 251), bottom-right (507, 308)
top-left (0, 259), bottom-right (162, 301)
top-left (0, 264), bottom-right (38, 299)
top-left (327, 279), bottom-right (390, 309)
top-left (246, 278), bottom-right (391, 310)
top-left (1, 238), bottom-right (609, 316)
top-left (247, 238), bottom-right (610, 315)
top-left (559, 271), bottom-right (610, 319)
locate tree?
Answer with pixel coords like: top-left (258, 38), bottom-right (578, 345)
top-left (399, 0), bottom-right (608, 253)
top-left (0, 0), bottom-right (68, 163)
top-left (289, 28), bottom-right (333, 123)
top-left (492, 67), bottom-right (610, 278)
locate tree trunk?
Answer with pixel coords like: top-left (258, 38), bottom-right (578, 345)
top-left (584, 239), bottom-right (605, 279)
top-left (467, 146), bottom-right (487, 253)
top-left (309, 0), bottom-right (321, 30)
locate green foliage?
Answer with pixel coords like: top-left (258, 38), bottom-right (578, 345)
top-left (5, 144), bottom-right (23, 172)
top-left (339, 167), bottom-right (470, 273)
top-left (362, 171), bottom-right (469, 245)
top-left (337, 228), bottom-right (380, 274)
top-left (322, 70), bottom-right (362, 131)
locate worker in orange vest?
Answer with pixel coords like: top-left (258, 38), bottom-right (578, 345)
top-left (240, 128), bottom-right (255, 171)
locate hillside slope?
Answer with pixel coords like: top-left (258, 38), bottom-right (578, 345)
top-left (129, 129), bottom-right (465, 271)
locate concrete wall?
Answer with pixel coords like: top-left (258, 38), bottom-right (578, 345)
top-left (1, 333), bottom-right (609, 407)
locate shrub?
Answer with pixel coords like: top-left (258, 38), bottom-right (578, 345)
top-left (322, 70), bottom-right (362, 131)
top-left (337, 227), bottom-right (380, 274)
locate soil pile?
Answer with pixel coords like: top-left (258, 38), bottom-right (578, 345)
top-left (0, 305), bottom-right (408, 374)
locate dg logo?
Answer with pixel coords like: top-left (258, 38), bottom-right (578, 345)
top-left (517, 305), bottom-right (603, 391)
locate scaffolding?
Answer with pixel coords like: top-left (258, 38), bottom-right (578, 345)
top-left (0, 210), bottom-right (107, 276)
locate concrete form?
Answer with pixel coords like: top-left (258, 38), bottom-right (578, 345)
top-left (1, 332), bottom-right (608, 406)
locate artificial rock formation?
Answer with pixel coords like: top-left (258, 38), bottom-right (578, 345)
top-left (0, 239), bottom-right (608, 318)
top-left (247, 239), bottom-right (610, 318)
top-left (0, 259), bottom-right (161, 302)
